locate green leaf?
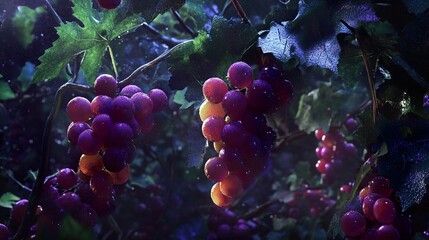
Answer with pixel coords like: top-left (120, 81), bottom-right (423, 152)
top-left (294, 82), bottom-right (368, 133)
top-left (173, 88), bottom-right (195, 109)
top-left (58, 216), bottom-right (92, 240)
top-left (0, 82), bottom-right (16, 100)
top-left (186, 123), bottom-right (207, 168)
top-left (168, 15), bottom-right (257, 102)
top-left (12, 6), bottom-right (46, 48)
top-left (32, 0), bottom-right (143, 85)
top-left (258, 22), bottom-right (292, 63)
top-left (0, 192), bottom-right (20, 208)
top-left (131, 0), bottom-right (185, 23)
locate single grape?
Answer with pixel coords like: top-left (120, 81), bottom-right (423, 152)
top-left (241, 111), bottom-right (267, 136)
top-left (57, 168), bottom-right (78, 189)
top-left (369, 176), bottom-right (392, 198)
top-left (109, 122), bottom-right (133, 146)
top-left (345, 117), bottom-right (358, 131)
top-left (136, 113), bottom-right (154, 132)
top-left (319, 146), bottom-right (333, 160)
top-left (220, 174), bottom-right (243, 198)
top-left (103, 147), bottom-right (128, 172)
top-left (202, 116), bottom-right (226, 142)
top-left (131, 92), bottom-right (153, 117)
top-left (108, 164), bottom-right (130, 185)
top-left (90, 171), bottom-right (113, 197)
top-left (199, 99), bottom-right (226, 121)
top-left (0, 224), bottom-right (9, 240)
top-left (314, 128), bottom-right (324, 140)
top-left (77, 129), bottom-right (103, 155)
top-left (315, 159), bottom-right (328, 173)
top-left (91, 114), bottom-right (113, 140)
top-left (110, 96), bottom-right (135, 122)
top-left (239, 133), bottom-right (262, 163)
top-left (79, 154), bottom-right (103, 176)
top-left (91, 95), bottom-right (112, 115)
top-left (362, 193), bottom-right (383, 221)
top-left (120, 85), bottom-right (142, 98)
top-left (217, 224), bottom-right (232, 239)
top-left (359, 186), bottom-right (371, 202)
top-left (203, 77), bottom-right (228, 104)
top-left (219, 147), bottom-right (242, 172)
top-left (211, 183), bottom-right (233, 208)
top-left (227, 62), bottom-right (253, 89)
top-left (340, 210), bottom-right (366, 237)
top-left (222, 90), bottom-right (247, 120)
top-left (271, 79), bottom-right (293, 106)
top-left (246, 80), bottom-right (276, 113)
top-left (67, 122), bottom-right (90, 145)
top-left (148, 89), bottom-right (167, 112)
top-left (90, 194), bottom-right (116, 216)
top-left (66, 97), bottom-right (92, 122)
top-left (221, 121), bottom-right (245, 147)
top-left (373, 198), bottom-right (396, 224)
top-left (57, 192), bottom-right (83, 214)
top-left (97, 0), bottom-right (121, 9)
top-left (94, 74), bottom-right (117, 97)
top-left (11, 199), bottom-right (29, 224)
top-left (376, 225), bottom-right (400, 240)
top-left (204, 157), bottom-right (229, 182)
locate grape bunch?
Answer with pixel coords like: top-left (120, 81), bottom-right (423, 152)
top-left (207, 206), bottom-right (257, 240)
top-left (199, 62), bottom-right (293, 207)
top-left (285, 186), bottom-right (336, 219)
top-left (314, 120), bottom-right (359, 185)
top-left (341, 176), bottom-right (413, 239)
top-left (67, 74), bottom-right (166, 184)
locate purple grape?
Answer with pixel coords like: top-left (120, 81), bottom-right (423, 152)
top-left (67, 122), bottom-right (90, 145)
top-left (109, 123), bottom-right (133, 146)
top-left (362, 193), bottom-right (383, 221)
top-left (76, 183), bottom-right (96, 205)
top-left (94, 74), bottom-right (117, 97)
top-left (340, 210), bottom-right (366, 237)
top-left (204, 157), bottom-right (228, 182)
top-left (66, 97), bottom-right (93, 122)
top-left (57, 192), bottom-right (83, 214)
top-left (131, 92), bottom-right (153, 116)
top-left (217, 224), bottom-right (233, 239)
top-left (221, 121), bottom-right (245, 147)
top-left (91, 114), bottom-right (113, 140)
top-left (77, 129), bottom-right (103, 155)
top-left (127, 117), bottom-right (141, 138)
top-left (103, 147), bottom-right (127, 172)
top-left (376, 225), bottom-right (400, 240)
top-left (90, 194), bottom-right (116, 216)
top-left (120, 85), bottom-right (142, 98)
top-left (90, 171), bottom-right (113, 197)
top-left (246, 80), bottom-right (277, 113)
top-left (57, 168), bottom-right (78, 189)
top-left (219, 147), bottom-right (242, 172)
top-left (0, 224), bottom-right (9, 240)
top-left (40, 185), bottom-right (60, 213)
top-left (136, 113), bottom-right (154, 132)
top-left (11, 199), bottom-right (29, 224)
top-left (240, 134), bottom-right (262, 163)
top-left (76, 204), bottom-right (98, 227)
top-left (233, 223), bottom-right (251, 239)
top-left (345, 117), bottom-right (358, 131)
top-left (222, 90), bottom-right (247, 120)
top-left (227, 61), bottom-right (253, 89)
top-left (148, 89), bottom-right (168, 112)
top-left (110, 96), bottom-right (135, 122)
top-left (241, 111), bottom-right (267, 135)
top-left (91, 95), bottom-right (112, 115)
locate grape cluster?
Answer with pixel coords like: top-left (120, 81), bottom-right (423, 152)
top-left (341, 176), bottom-right (413, 239)
top-left (285, 186), bottom-right (336, 219)
top-left (67, 74), bottom-right (166, 185)
top-left (207, 206), bottom-right (257, 240)
top-left (314, 121), bottom-right (359, 185)
top-left (200, 62), bottom-right (293, 207)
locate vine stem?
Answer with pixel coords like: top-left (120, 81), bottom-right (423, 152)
top-left (142, 23), bottom-right (187, 46)
top-left (13, 82), bottom-right (92, 240)
top-left (231, 0), bottom-right (250, 25)
top-left (108, 45), bottom-right (119, 79)
top-left (118, 39), bottom-right (192, 88)
top-left (171, 10), bottom-right (197, 37)
top-left (340, 20), bottom-right (377, 123)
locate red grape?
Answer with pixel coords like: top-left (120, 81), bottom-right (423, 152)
top-left (227, 61), bottom-right (253, 89)
top-left (373, 198), bottom-right (396, 224)
top-left (66, 97), bottom-right (92, 122)
top-left (203, 77), bottom-right (228, 104)
top-left (67, 122), bottom-right (90, 145)
top-left (97, 0), bottom-right (121, 9)
top-left (340, 210), bottom-right (366, 237)
top-left (211, 183), bottom-right (233, 207)
top-left (94, 74), bottom-right (117, 97)
top-left (362, 193), bottom-right (383, 221)
top-left (202, 116), bottom-right (226, 142)
top-left (369, 176), bottom-right (392, 198)
top-left (220, 174), bottom-right (243, 198)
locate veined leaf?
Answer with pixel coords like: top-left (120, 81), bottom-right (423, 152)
top-left (32, 0), bottom-right (143, 85)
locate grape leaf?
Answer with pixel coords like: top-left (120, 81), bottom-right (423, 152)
top-left (0, 192), bottom-right (20, 208)
top-left (168, 15), bottom-right (257, 102)
top-left (32, 0), bottom-right (143, 85)
top-left (258, 0), bottom-right (379, 72)
top-left (377, 115), bottom-right (429, 210)
top-left (173, 88), bottom-right (196, 109)
top-left (294, 81), bottom-right (368, 133)
top-left (402, 0), bottom-right (429, 14)
top-left (186, 122), bottom-right (207, 168)
top-left (12, 6), bottom-right (46, 48)
top-left (131, 0), bottom-right (185, 23)
top-left (58, 216), bottom-right (92, 240)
